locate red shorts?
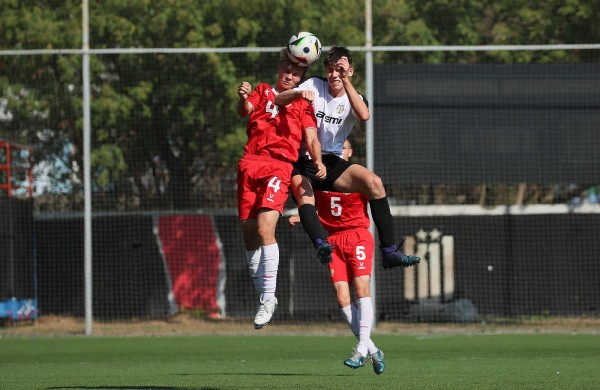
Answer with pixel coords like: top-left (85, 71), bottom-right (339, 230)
top-left (327, 227), bottom-right (374, 283)
top-left (237, 155), bottom-right (292, 220)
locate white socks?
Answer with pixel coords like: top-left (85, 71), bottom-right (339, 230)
top-left (341, 302), bottom-right (359, 337)
top-left (246, 244), bottom-right (279, 302)
top-left (246, 248), bottom-right (262, 293)
top-left (259, 243), bottom-right (279, 303)
top-left (357, 297), bottom-right (375, 356)
top-left (341, 297), bottom-right (378, 356)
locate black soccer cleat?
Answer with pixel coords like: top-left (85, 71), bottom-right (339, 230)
top-left (381, 243), bottom-right (420, 269)
top-left (315, 239), bottom-right (333, 264)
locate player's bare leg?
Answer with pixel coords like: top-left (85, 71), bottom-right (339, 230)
top-left (333, 165), bottom-right (420, 268)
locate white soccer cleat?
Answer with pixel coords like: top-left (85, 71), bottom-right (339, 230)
top-left (254, 297), bottom-right (278, 329)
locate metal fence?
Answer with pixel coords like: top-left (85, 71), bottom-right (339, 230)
top-left (2, 2), bottom-right (600, 334)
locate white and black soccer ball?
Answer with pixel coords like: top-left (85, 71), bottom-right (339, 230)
top-left (286, 32), bottom-right (322, 67)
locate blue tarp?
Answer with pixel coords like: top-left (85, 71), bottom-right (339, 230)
top-left (0, 298), bottom-right (38, 320)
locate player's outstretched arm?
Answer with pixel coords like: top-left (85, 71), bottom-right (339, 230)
top-left (274, 89), bottom-right (315, 106)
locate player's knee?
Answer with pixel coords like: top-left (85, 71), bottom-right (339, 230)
top-left (355, 286), bottom-right (371, 298)
top-left (366, 173), bottom-right (386, 198)
top-left (337, 295), bottom-right (351, 308)
top-left (256, 226), bottom-right (276, 244)
top-left (292, 190), bottom-right (313, 206)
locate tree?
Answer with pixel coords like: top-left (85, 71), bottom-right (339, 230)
top-left (1, 1), bottom-right (599, 210)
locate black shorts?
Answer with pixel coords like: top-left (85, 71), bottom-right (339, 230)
top-left (292, 154), bottom-right (353, 191)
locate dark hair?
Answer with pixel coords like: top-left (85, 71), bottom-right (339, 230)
top-left (324, 46), bottom-right (353, 66)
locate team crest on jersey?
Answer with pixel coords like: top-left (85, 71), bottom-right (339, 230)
top-left (335, 103), bottom-right (345, 114)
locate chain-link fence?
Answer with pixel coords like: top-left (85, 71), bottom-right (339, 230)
top-left (2, 2), bottom-right (600, 333)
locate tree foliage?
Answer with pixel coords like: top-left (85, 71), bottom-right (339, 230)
top-left (1, 0), bottom-right (599, 210)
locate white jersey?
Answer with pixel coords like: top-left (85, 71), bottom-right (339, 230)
top-left (296, 77), bottom-right (367, 158)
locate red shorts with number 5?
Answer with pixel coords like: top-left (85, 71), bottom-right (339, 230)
top-left (327, 227), bottom-right (374, 283)
top-left (237, 155), bottom-right (292, 220)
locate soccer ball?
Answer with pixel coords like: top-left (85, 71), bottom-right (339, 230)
top-left (286, 32), bottom-right (322, 67)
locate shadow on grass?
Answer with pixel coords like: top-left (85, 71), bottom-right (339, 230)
top-left (45, 372), bottom-right (352, 389)
top-left (172, 372), bottom-right (351, 377)
top-left (45, 386), bottom-right (204, 390)
top-left (44, 372), bottom-right (352, 390)
top-left (46, 387), bottom-right (200, 390)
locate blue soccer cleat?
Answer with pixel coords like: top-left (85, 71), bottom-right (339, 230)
top-left (343, 349), bottom-right (368, 369)
top-left (371, 350), bottom-right (385, 374)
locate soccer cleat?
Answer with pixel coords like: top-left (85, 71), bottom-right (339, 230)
top-left (370, 350), bottom-right (385, 375)
top-left (315, 239), bottom-right (333, 264)
top-left (343, 349), bottom-right (368, 369)
top-left (254, 297), bottom-right (278, 329)
top-left (381, 243), bottom-right (420, 269)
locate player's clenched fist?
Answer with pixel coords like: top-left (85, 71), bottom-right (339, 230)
top-left (237, 81), bottom-right (252, 100)
top-left (299, 90), bottom-right (315, 103)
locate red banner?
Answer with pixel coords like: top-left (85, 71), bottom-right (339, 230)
top-left (158, 215), bottom-right (222, 314)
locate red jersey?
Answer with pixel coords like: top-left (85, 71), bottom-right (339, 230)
top-left (315, 190), bottom-right (373, 282)
top-left (244, 83), bottom-right (317, 163)
top-left (314, 190), bottom-right (370, 234)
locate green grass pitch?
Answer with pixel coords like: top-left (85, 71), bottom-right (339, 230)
top-left (1, 333), bottom-right (599, 389)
